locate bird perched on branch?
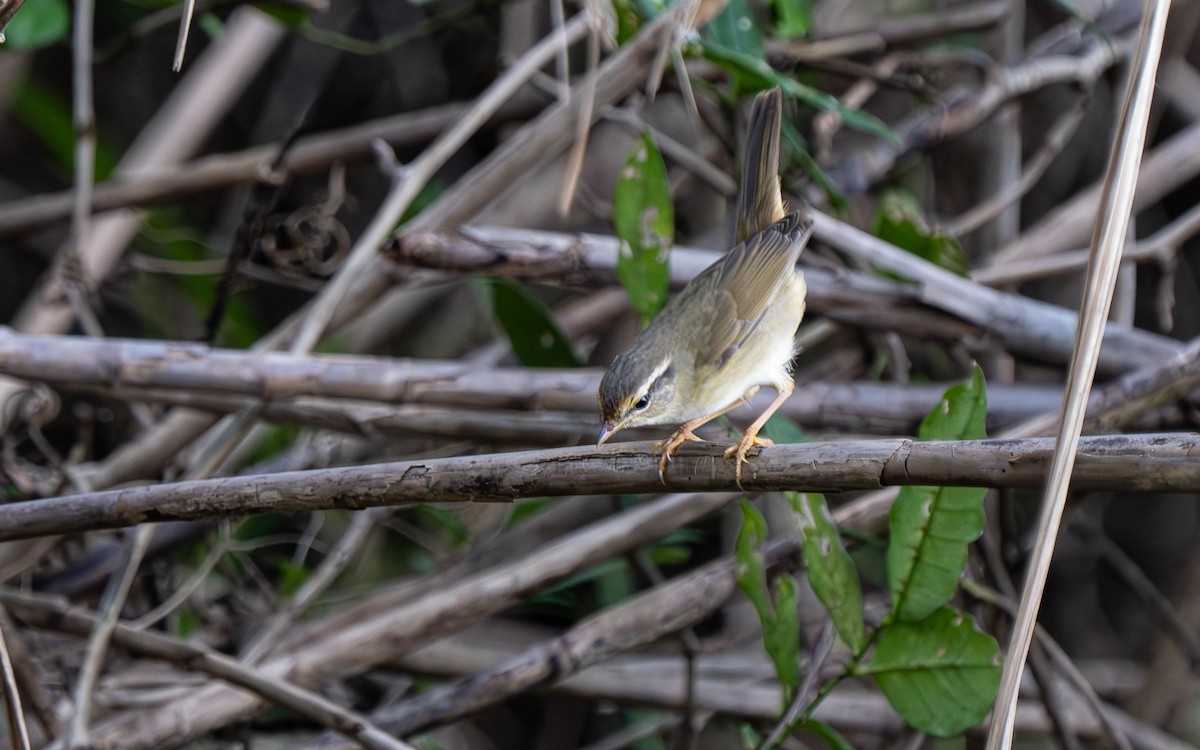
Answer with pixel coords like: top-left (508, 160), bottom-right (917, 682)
top-left (597, 87), bottom-right (814, 486)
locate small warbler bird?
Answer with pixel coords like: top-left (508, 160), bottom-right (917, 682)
top-left (597, 87), bottom-right (813, 485)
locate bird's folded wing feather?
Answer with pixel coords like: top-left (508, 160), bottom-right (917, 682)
top-left (702, 213), bottom-right (813, 368)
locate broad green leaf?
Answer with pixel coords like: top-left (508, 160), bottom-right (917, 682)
top-left (735, 500), bottom-right (800, 702)
top-left (613, 130), bottom-right (673, 320)
top-left (735, 500), bottom-right (771, 623)
top-left (861, 607), bottom-right (1001, 736)
top-left (474, 277), bottom-right (581, 368)
top-left (2, 0), bottom-right (68, 48)
top-left (700, 41), bottom-right (899, 147)
top-left (773, 0), bottom-right (811, 38)
top-left (887, 365), bottom-right (988, 622)
top-left (789, 492), bottom-right (865, 653)
top-left (918, 363), bottom-right (988, 442)
top-left (872, 190), bottom-right (968, 276)
top-left (704, 0), bottom-right (763, 58)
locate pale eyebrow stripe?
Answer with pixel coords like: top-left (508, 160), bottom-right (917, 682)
top-left (632, 358), bottom-right (672, 400)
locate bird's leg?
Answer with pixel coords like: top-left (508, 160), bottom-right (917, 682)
top-left (725, 381), bottom-right (794, 488)
top-left (654, 402), bottom-right (741, 484)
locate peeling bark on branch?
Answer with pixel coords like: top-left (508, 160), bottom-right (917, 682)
top-left (3, 433), bottom-right (1197, 540)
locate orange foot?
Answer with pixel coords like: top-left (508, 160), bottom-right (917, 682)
top-left (725, 432), bottom-right (774, 488)
top-left (654, 426), bottom-right (703, 484)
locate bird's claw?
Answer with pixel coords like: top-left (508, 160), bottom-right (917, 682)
top-left (654, 427), bottom-right (702, 485)
top-left (725, 435), bottom-right (773, 489)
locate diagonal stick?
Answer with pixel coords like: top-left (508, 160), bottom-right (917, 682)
top-left (985, 0), bottom-right (1172, 747)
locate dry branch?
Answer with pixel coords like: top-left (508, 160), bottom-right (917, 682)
top-left (824, 30), bottom-right (1126, 193)
top-left (0, 327), bottom-right (1095, 434)
top-left (390, 624), bottom-right (1191, 750)
top-left (312, 542), bottom-right (795, 743)
top-left (766, 0), bottom-right (1007, 61)
top-left (992, 118), bottom-right (1200, 263)
top-left (0, 95), bottom-right (547, 239)
top-left (77, 491), bottom-right (739, 748)
top-left (0, 589), bottom-right (419, 750)
top-left (3, 433), bottom-right (1197, 541)
top-left (55, 0), bottom-right (713, 496)
top-left (71, 385), bottom-right (1125, 446)
top-left (392, 223), bottom-right (1181, 374)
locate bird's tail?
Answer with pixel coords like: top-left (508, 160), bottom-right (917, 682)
top-left (735, 87), bottom-right (787, 244)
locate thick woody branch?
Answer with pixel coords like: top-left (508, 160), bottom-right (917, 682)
top-left (0, 327), bottom-right (1107, 435)
top-left (389, 224), bottom-right (1180, 374)
top-left (0, 95), bottom-right (547, 239)
top-left (3, 433), bottom-right (1197, 540)
top-left (68, 385), bottom-right (1102, 444)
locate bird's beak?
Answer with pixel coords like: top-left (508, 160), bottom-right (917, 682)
top-left (597, 419), bottom-right (622, 446)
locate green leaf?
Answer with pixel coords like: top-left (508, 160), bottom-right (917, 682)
top-left (12, 80), bottom-right (119, 178)
top-left (872, 190), bottom-right (969, 276)
top-left (278, 559), bottom-right (310, 597)
top-left (887, 366), bottom-right (988, 622)
top-left (613, 130), bottom-right (673, 321)
top-left (704, 0), bottom-right (763, 58)
top-left (700, 41), bottom-right (899, 147)
top-left (736, 500), bottom-right (771, 615)
top-left (760, 412), bottom-right (806, 444)
top-left (735, 500), bottom-right (800, 702)
top-left (861, 607), bottom-right (1002, 736)
top-left (798, 719), bottom-right (855, 750)
top-left (773, 0), bottom-right (811, 38)
top-left (789, 492), bottom-right (865, 653)
top-left (918, 363), bottom-right (988, 442)
top-left (256, 3), bottom-right (310, 27)
top-left (611, 0), bottom-right (643, 44)
top-left (2, 0), bottom-right (68, 48)
top-left (417, 505), bottom-right (469, 546)
top-left (475, 277), bottom-right (581, 367)
top-left (783, 124), bottom-right (848, 216)
top-left (175, 610), bottom-right (198, 638)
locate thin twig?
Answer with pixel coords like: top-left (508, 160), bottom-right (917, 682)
top-left (0, 604), bottom-right (31, 750)
top-left (0, 95), bottom-right (547, 239)
top-left (0, 0), bottom-right (26, 38)
top-left (76, 491), bottom-right (743, 747)
top-left (758, 622), bottom-right (835, 750)
top-left (172, 0), bottom-right (196, 71)
top-left (288, 13), bottom-right (590, 355)
top-left (1, 589), bottom-right (419, 750)
top-left (947, 95), bottom-right (1089, 237)
top-left (239, 507), bottom-right (383, 663)
top-left (974, 199), bottom-right (1200, 286)
top-left (63, 525), bottom-right (152, 749)
top-left (1076, 518), bottom-right (1200, 665)
top-left (987, 1), bottom-right (1171, 746)
top-left (992, 116), bottom-right (1200, 263)
top-left (303, 517), bottom-right (765, 747)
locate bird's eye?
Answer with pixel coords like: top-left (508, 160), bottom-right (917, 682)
top-left (634, 395), bottom-right (651, 411)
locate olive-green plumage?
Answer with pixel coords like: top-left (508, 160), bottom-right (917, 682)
top-left (597, 88), bottom-right (811, 485)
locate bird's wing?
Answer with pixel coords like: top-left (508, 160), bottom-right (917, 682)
top-left (701, 212), bottom-right (814, 368)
